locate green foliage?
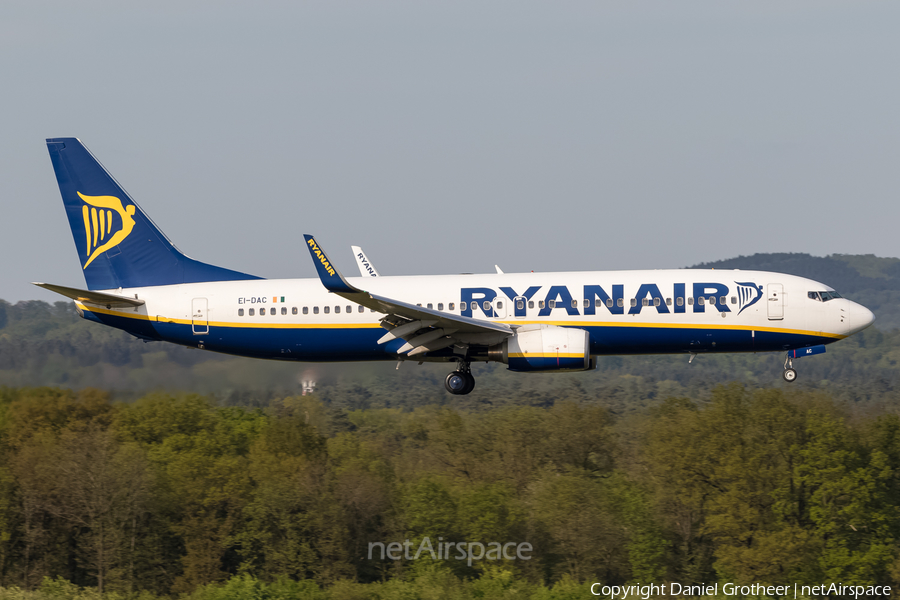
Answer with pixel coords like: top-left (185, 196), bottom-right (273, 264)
top-left (0, 378), bottom-right (896, 594)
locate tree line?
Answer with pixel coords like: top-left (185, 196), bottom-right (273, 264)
top-left (0, 384), bottom-right (897, 596)
top-left (2, 298), bottom-right (900, 414)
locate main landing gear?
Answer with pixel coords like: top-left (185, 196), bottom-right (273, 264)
top-left (783, 354), bottom-right (797, 383)
top-left (445, 361), bottom-right (475, 395)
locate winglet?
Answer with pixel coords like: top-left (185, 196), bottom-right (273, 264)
top-left (352, 245), bottom-right (380, 277)
top-left (304, 234), bottom-right (359, 294)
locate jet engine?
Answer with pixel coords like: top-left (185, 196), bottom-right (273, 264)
top-left (488, 325), bottom-right (594, 372)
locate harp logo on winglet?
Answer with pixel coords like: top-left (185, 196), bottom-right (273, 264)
top-left (306, 238), bottom-right (336, 276)
top-left (78, 192), bottom-right (137, 269)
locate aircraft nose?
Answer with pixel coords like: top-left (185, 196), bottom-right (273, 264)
top-left (849, 302), bottom-right (875, 333)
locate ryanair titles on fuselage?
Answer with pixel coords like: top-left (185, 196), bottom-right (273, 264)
top-left (459, 281), bottom-right (764, 318)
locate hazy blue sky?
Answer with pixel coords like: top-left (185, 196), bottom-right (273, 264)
top-left (3, 1), bottom-right (899, 302)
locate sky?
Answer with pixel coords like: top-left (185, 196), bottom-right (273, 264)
top-left (2, 1), bottom-right (899, 303)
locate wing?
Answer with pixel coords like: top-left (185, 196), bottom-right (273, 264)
top-left (351, 245), bottom-right (380, 277)
top-left (305, 235), bottom-right (512, 357)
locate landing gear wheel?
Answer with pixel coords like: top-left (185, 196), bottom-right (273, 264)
top-left (445, 371), bottom-right (469, 395)
top-left (783, 368), bottom-right (797, 383)
top-left (462, 372), bottom-right (475, 394)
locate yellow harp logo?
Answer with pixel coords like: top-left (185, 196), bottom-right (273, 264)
top-left (78, 192), bottom-right (137, 269)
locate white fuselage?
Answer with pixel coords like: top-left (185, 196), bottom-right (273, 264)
top-left (76, 269), bottom-right (874, 363)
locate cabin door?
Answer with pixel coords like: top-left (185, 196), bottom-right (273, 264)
top-left (192, 298), bottom-right (209, 334)
top-left (767, 284), bottom-right (784, 320)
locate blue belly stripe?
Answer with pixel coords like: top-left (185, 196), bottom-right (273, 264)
top-left (83, 309), bottom-right (837, 362)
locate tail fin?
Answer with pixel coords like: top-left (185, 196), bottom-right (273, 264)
top-left (46, 138), bottom-right (261, 290)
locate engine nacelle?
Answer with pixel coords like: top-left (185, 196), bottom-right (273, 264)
top-left (488, 325), bottom-right (594, 372)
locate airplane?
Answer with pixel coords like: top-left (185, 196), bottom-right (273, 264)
top-left (37, 138), bottom-right (876, 395)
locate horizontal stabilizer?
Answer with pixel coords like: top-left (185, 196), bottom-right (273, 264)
top-left (33, 282), bottom-right (145, 308)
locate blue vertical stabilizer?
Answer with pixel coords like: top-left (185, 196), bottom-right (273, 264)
top-left (47, 138), bottom-right (261, 290)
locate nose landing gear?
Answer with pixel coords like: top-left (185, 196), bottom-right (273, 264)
top-left (445, 361), bottom-right (475, 395)
top-left (783, 355), bottom-right (797, 383)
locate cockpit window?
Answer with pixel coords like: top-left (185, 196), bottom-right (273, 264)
top-left (809, 291), bottom-right (843, 302)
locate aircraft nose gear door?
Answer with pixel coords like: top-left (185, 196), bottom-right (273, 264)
top-left (192, 298), bottom-right (209, 334)
top-left (767, 284), bottom-right (784, 320)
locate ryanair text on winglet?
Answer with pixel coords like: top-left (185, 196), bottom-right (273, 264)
top-left (307, 238), bottom-right (336, 277)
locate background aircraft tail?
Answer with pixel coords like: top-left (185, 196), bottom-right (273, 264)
top-left (46, 138), bottom-right (261, 290)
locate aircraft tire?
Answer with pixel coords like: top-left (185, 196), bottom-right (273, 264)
top-left (783, 368), bottom-right (797, 383)
top-left (462, 372), bottom-right (475, 394)
top-left (445, 371), bottom-right (469, 395)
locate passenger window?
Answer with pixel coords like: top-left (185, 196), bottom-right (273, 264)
top-left (570, 299), bottom-right (577, 309)
top-left (517, 300), bottom-right (524, 310)
top-left (449, 303), bottom-right (455, 311)
top-left (731, 296), bottom-right (737, 304)
top-left (335, 306), bottom-right (340, 314)
top-left (631, 299), bottom-right (637, 307)
top-left (548, 300), bottom-right (555, 308)
top-left (496, 301), bottom-right (503, 309)
top-left (606, 298), bottom-right (613, 308)
top-left (358, 305), bottom-right (364, 313)
top-left (528, 301), bottom-right (534, 309)
top-left (677, 297), bottom-right (684, 307)
top-left (249, 308), bottom-right (255, 316)
top-left (238, 308), bottom-right (244, 316)
top-left (584, 299), bottom-right (591, 308)
top-left (282, 307), bottom-right (287, 315)
top-left (710, 297), bottom-right (716, 305)
top-left (303, 307), bottom-right (309, 314)
top-left (438, 303), bottom-right (444, 311)
top-left (617, 298), bottom-right (624, 308)
top-left (483, 301), bottom-right (491, 311)
top-left (460, 302), bottom-right (467, 311)
top-left (688, 297), bottom-right (694, 305)
top-left (666, 298), bottom-right (672, 306)
top-left (346, 306), bottom-right (352, 313)
top-left (427, 303), bottom-right (433, 309)
top-left (642, 298), bottom-right (649, 307)
top-left (324, 306), bottom-right (330, 314)
top-left (698, 297), bottom-right (705, 306)
top-left (538, 301), bottom-right (545, 309)
top-left (720, 296), bottom-right (726, 305)
top-left (293, 307), bottom-right (298, 315)
top-left (260, 307), bottom-right (266, 315)
top-left (654, 298), bottom-right (661, 307)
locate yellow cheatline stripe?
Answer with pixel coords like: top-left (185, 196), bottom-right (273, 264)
top-left (77, 303), bottom-right (381, 329)
top-left (501, 320), bottom-right (846, 340)
top-left (509, 353), bottom-right (584, 358)
top-left (76, 304), bottom-right (845, 339)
